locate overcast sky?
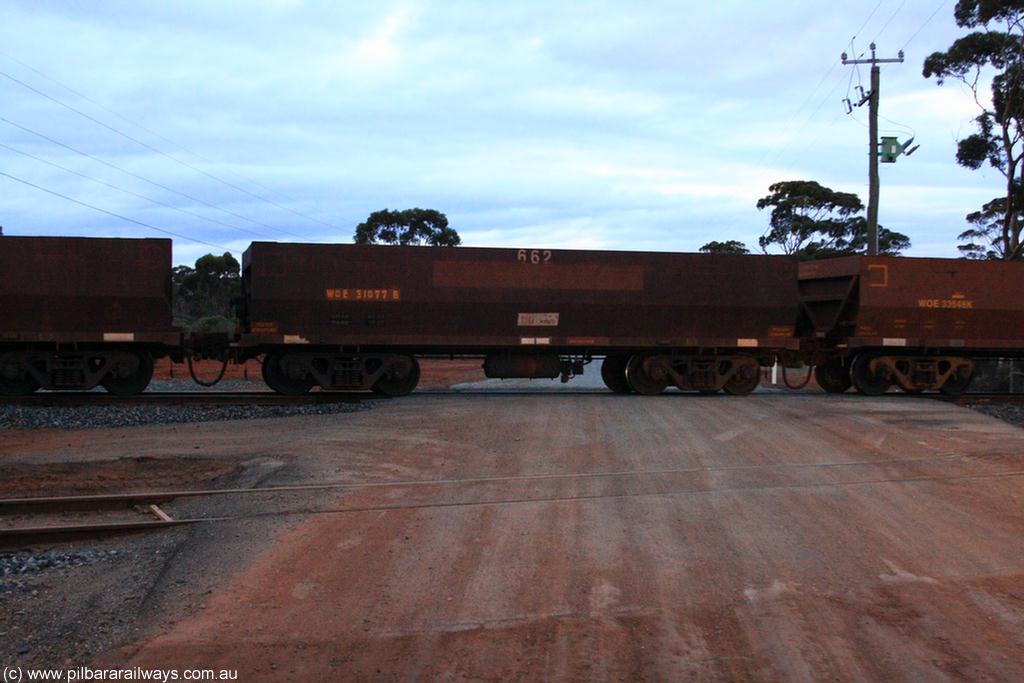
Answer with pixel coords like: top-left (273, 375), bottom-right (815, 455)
top-left (0, 1), bottom-right (1000, 265)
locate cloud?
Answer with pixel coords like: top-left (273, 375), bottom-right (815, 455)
top-left (327, 5), bottom-right (410, 77)
top-left (0, 2), bottom-right (996, 260)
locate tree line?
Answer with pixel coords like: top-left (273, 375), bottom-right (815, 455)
top-left (701, 180), bottom-right (910, 259)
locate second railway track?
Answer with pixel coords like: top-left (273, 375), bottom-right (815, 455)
top-left (8, 450), bottom-right (1024, 549)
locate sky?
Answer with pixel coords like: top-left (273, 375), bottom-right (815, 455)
top-left (0, 1), bottom-right (1004, 266)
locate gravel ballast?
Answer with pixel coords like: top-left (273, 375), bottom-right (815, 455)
top-left (0, 380), bottom-right (377, 430)
top-left (0, 401), bottom-right (375, 430)
top-left (1, 550), bottom-right (127, 593)
top-left (961, 401), bottom-right (1024, 427)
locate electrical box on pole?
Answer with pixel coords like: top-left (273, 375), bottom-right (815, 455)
top-left (880, 136), bottom-right (901, 163)
top-left (841, 43), bottom-right (904, 255)
top-left (879, 136), bottom-right (919, 163)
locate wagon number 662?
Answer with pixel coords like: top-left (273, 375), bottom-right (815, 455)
top-left (517, 249), bottom-right (552, 264)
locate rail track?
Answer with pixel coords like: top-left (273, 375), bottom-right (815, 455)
top-left (0, 483), bottom-right (343, 548)
top-left (7, 450), bottom-right (1024, 549)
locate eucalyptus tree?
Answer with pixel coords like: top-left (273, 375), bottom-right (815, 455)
top-left (924, 0), bottom-right (1024, 260)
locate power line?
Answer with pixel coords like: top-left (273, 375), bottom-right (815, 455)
top-left (0, 170), bottom-right (227, 249)
top-left (756, 58), bottom-right (849, 174)
top-left (0, 68), bottom-right (335, 236)
top-left (0, 50), bottom-right (339, 232)
top-left (0, 140), bottom-right (273, 239)
top-left (901, 1), bottom-right (951, 52)
top-left (872, 0), bottom-right (909, 44)
top-left (0, 115), bottom-right (294, 236)
top-left (853, 0), bottom-right (885, 41)
top-left (755, 1), bottom-right (897, 176)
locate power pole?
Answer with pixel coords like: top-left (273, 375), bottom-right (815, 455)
top-left (842, 43), bottom-right (903, 255)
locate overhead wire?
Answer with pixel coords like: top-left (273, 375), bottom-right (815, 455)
top-left (0, 170), bottom-right (227, 249)
top-left (754, 1), bottom-right (937, 246)
top-left (871, 0), bottom-right (909, 44)
top-left (0, 51), bottom-right (341, 233)
top-left (756, 0), bottom-right (889, 177)
top-left (858, 2), bottom-right (950, 151)
top-left (0, 115), bottom-right (289, 237)
top-left (790, 1), bottom-right (949, 169)
top-left (0, 140), bottom-right (274, 239)
top-left (854, 0), bottom-right (885, 38)
top-left (0, 68), bottom-right (327, 237)
top-left (901, 0), bottom-right (950, 52)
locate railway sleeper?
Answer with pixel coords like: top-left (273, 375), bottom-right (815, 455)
top-left (0, 348), bottom-right (154, 395)
top-left (856, 354), bottom-right (974, 395)
top-left (261, 351), bottom-right (420, 396)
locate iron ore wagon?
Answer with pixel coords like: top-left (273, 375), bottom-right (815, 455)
top-left (238, 242), bottom-right (801, 396)
top-left (0, 236), bottom-right (180, 395)
top-left (800, 256), bottom-right (1024, 395)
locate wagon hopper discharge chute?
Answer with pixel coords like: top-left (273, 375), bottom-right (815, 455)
top-left (797, 256), bottom-right (1024, 395)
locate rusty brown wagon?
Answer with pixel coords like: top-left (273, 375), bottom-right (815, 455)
top-left (799, 256), bottom-right (1024, 395)
top-left (238, 243), bottom-right (801, 396)
top-left (0, 236), bottom-right (180, 395)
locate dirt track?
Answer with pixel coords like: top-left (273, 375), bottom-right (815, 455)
top-left (55, 387), bottom-right (1021, 682)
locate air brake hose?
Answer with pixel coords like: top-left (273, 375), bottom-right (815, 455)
top-left (188, 355), bottom-right (229, 387)
top-left (781, 363), bottom-right (813, 390)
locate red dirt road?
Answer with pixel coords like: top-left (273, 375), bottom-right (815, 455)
top-left (98, 392), bottom-right (1024, 681)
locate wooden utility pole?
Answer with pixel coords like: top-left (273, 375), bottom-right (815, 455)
top-left (842, 43), bottom-right (903, 255)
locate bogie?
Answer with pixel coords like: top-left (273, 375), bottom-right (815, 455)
top-left (847, 354), bottom-right (974, 395)
top-left (0, 348), bottom-right (155, 396)
top-left (261, 351), bottom-right (420, 396)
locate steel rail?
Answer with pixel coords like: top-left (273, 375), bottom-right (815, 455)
top-left (9, 465), bottom-right (1024, 549)
top-left (1, 518), bottom-right (198, 547)
top-left (5, 450), bottom-right (1021, 547)
top-left (6, 445), bottom-right (1019, 512)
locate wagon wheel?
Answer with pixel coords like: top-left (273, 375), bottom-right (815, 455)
top-left (101, 351), bottom-right (154, 396)
top-left (850, 353), bottom-right (890, 396)
top-left (0, 353), bottom-right (40, 396)
top-left (262, 352), bottom-right (315, 395)
top-left (372, 355), bottom-right (421, 397)
top-left (814, 356), bottom-right (852, 394)
top-left (600, 355), bottom-right (632, 394)
top-left (625, 354), bottom-right (669, 395)
top-left (939, 367), bottom-right (974, 396)
top-left (722, 361), bottom-right (760, 396)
